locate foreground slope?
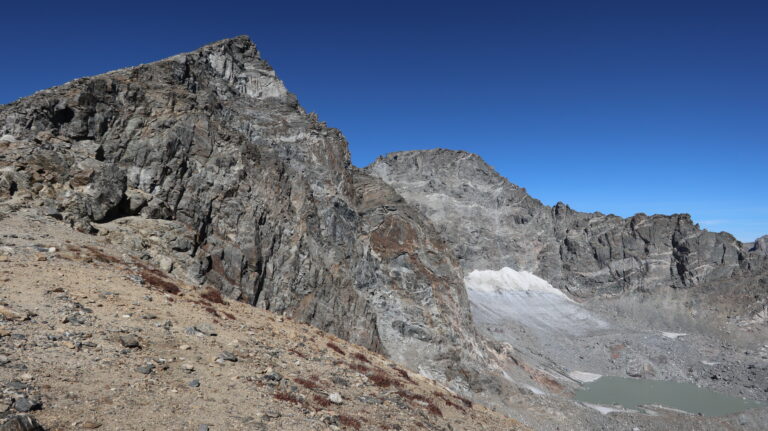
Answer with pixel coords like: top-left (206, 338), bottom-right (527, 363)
top-left (0, 209), bottom-right (523, 431)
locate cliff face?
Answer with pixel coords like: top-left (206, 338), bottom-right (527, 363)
top-left (0, 37), bottom-right (485, 389)
top-left (366, 149), bottom-right (768, 299)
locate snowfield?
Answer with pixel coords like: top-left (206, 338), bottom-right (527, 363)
top-left (465, 267), bottom-right (609, 336)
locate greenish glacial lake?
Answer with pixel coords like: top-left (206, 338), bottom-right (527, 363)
top-left (574, 376), bottom-right (764, 417)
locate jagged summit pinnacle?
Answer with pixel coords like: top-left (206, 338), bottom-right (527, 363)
top-left (200, 34), bottom-right (254, 47)
top-left (163, 35), bottom-right (256, 58)
top-left (0, 35), bottom-right (290, 113)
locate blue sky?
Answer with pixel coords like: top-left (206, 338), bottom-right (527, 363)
top-left (2, 1), bottom-right (766, 241)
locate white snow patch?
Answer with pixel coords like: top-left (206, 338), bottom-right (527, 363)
top-left (465, 267), bottom-right (573, 300)
top-left (661, 332), bottom-right (687, 339)
top-left (645, 404), bottom-right (693, 415)
top-left (465, 268), bottom-right (609, 336)
top-left (582, 403), bottom-right (631, 415)
top-left (701, 360), bottom-right (720, 366)
top-left (569, 371), bottom-right (602, 383)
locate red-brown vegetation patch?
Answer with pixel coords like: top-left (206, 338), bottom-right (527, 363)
top-left (81, 245), bottom-right (122, 264)
top-left (349, 362), bottom-right (370, 373)
top-left (396, 390), bottom-right (428, 403)
top-left (326, 342), bottom-right (345, 356)
top-left (396, 390), bottom-right (444, 417)
top-left (273, 391), bottom-right (302, 405)
top-left (294, 377), bottom-right (319, 390)
top-left (433, 391), bottom-right (465, 412)
top-left (289, 348), bottom-right (308, 359)
top-left (203, 306), bottom-right (220, 318)
top-left (369, 372), bottom-right (400, 388)
top-left (392, 366), bottom-right (414, 383)
top-left (193, 296), bottom-right (236, 320)
top-left (312, 393), bottom-right (331, 408)
top-left (139, 270), bottom-right (181, 295)
top-left (426, 403), bottom-right (443, 417)
top-left (288, 347), bottom-right (307, 359)
top-left (338, 415), bottom-right (362, 430)
top-left (454, 394), bottom-right (473, 408)
top-left (200, 288), bottom-right (226, 304)
top-left (351, 352), bottom-right (370, 363)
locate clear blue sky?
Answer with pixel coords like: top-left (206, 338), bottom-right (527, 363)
top-left (2, 1), bottom-right (766, 241)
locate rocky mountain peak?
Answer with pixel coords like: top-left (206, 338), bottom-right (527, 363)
top-left (370, 148), bottom-right (523, 191)
top-left (168, 35), bottom-right (291, 102)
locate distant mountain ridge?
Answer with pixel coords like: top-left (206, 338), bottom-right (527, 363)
top-left (365, 149), bottom-right (767, 303)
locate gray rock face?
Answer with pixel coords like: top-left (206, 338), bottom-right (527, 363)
top-left (0, 37), bottom-right (489, 395)
top-left (749, 235), bottom-right (768, 256)
top-left (366, 149), bottom-right (767, 298)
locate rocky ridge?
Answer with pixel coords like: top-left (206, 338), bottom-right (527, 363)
top-left (366, 149), bottom-right (768, 307)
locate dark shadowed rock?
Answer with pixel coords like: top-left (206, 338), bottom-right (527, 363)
top-left (12, 398), bottom-right (41, 413)
top-left (135, 364), bottom-right (155, 375)
top-left (119, 335), bottom-right (140, 348)
top-left (218, 351), bottom-right (237, 362)
top-left (0, 415), bottom-right (45, 431)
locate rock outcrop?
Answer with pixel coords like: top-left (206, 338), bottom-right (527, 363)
top-left (0, 37), bottom-right (490, 394)
top-left (366, 149), bottom-right (768, 299)
top-left (749, 235), bottom-right (768, 257)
